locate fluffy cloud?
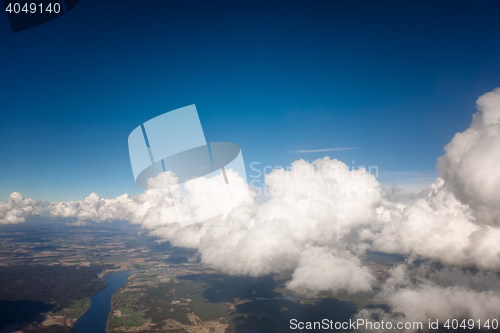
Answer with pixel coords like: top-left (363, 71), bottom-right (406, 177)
top-left (366, 88), bottom-right (500, 270)
top-left (194, 159), bottom-right (380, 293)
top-left (357, 264), bottom-right (500, 332)
top-left (369, 179), bottom-right (500, 270)
top-left (49, 158), bottom-right (382, 295)
top-left (437, 88), bottom-right (500, 224)
top-left (286, 247), bottom-right (374, 294)
top-left (0, 192), bottom-right (40, 224)
top-left (354, 88), bottom-right (500, 327)
top-left (50, 192), bottom-right (135, 223)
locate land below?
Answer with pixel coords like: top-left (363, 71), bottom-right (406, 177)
top-left (0, 218), bottom-right (400, 333)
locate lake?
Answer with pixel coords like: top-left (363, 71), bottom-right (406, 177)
top-left (73, 270), bottom-right (131, 333)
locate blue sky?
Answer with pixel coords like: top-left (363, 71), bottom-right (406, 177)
top-left (1, 0), bottom-right (500, 201)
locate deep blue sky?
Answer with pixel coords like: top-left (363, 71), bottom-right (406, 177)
top-left (1, 0), bottom-right (500, 201)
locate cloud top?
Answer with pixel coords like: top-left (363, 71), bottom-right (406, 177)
top-left (437, 88), bottom-right (500, 224)
top-left (0, 192), bottom-right (40, 224)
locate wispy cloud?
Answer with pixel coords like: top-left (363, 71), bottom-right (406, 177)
top-left (287, 147), bottom-right (358, 153)
top-left (378, 170), bottom-right (439, 181)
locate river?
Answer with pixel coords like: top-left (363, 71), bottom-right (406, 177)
top-left (73, 270), bottom-right (131, 333)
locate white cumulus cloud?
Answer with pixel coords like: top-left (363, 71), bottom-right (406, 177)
top-left (49, 158), bottom-right (382, 295)
top-left (437, 87), bottom-right (500, 224)
top-left (0, 192), bottom-right (41, 224)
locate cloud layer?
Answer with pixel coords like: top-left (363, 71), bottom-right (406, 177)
top-left (438, 87), bottom-right (500, 224)
top-left (2, 88), bottom-right (500, 327)
top-left (0, 192), bottom-right (40, 224)
top-left (357, 265), bottom-right (500, 332)
top-left (370, 179), bottom-right (500, 270)
top-left (48, 158), bottom-right (382, 294)
top-left (367, 88), bottom-right (500, 269)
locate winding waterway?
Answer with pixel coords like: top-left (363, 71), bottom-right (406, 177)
top-left (73, 271), bottom-right (131, 333)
